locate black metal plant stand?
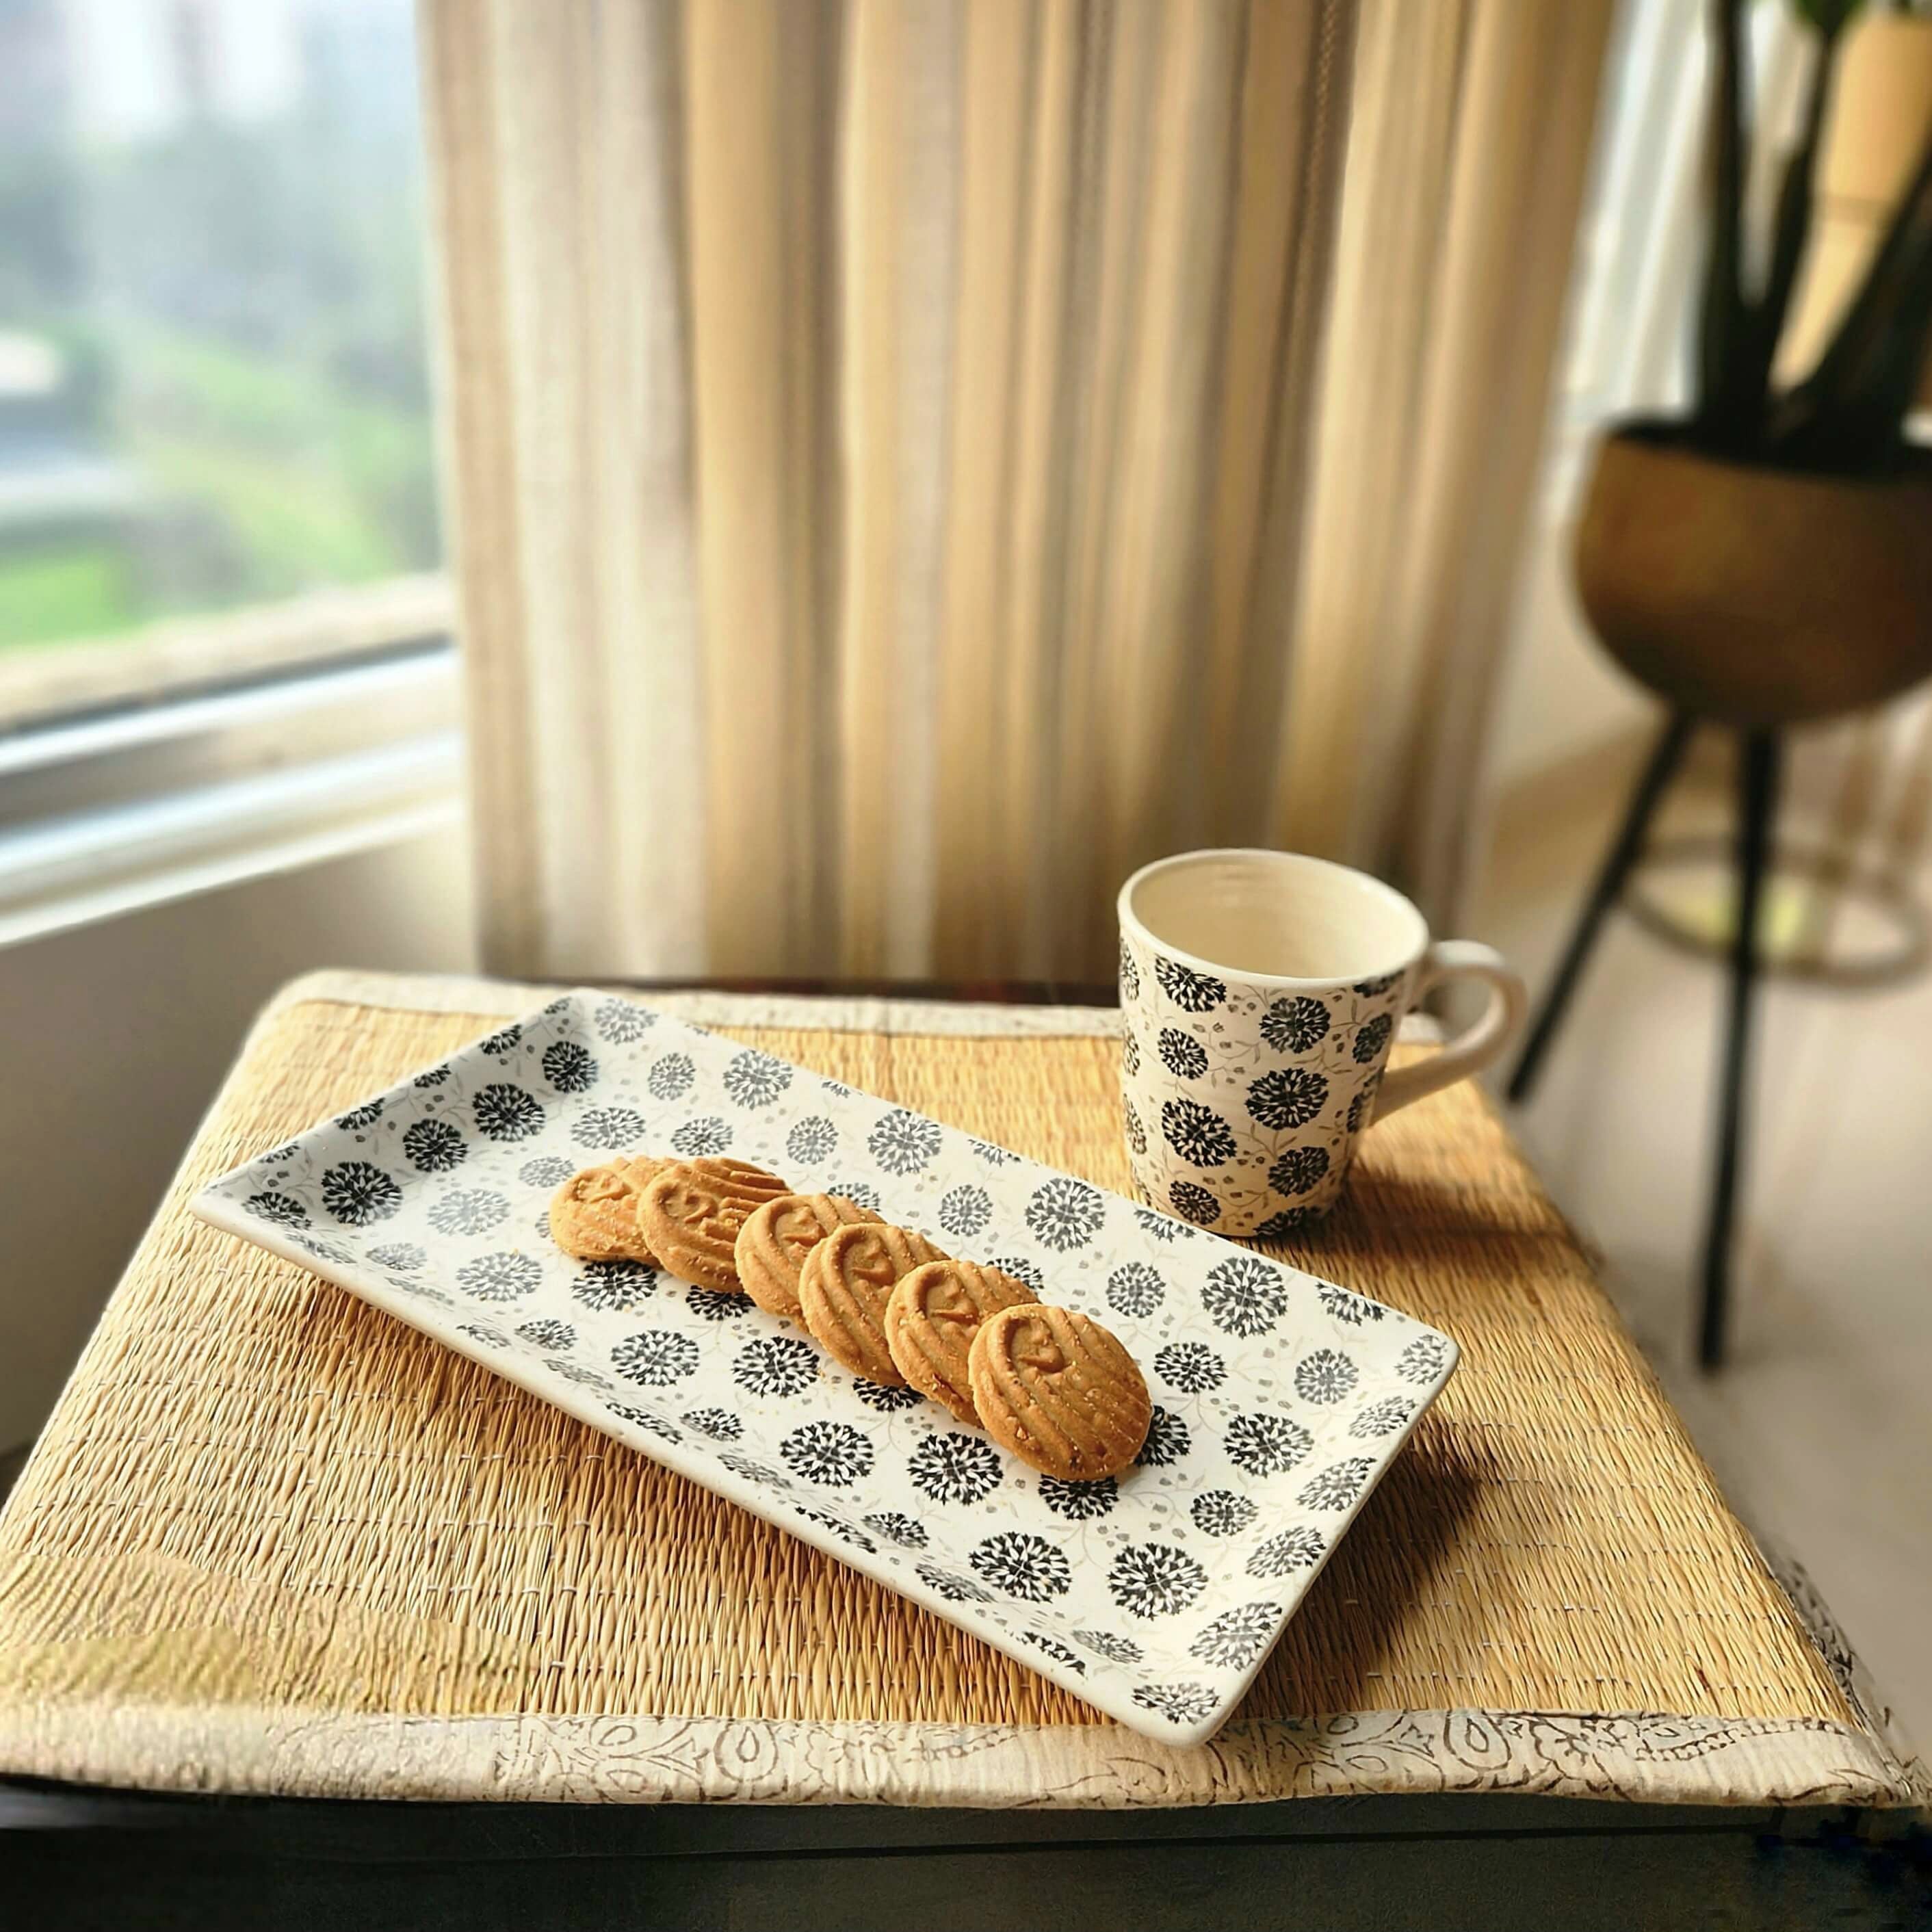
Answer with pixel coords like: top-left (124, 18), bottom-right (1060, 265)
top-left (1505, 714), bottom-right (1781, 1370)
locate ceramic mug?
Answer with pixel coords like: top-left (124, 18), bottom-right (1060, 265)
top-left (1117, 849), bottom-right (1527, 1237)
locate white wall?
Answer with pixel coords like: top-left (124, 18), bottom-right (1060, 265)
top-left (0, 828), bottom-right (475, 1448)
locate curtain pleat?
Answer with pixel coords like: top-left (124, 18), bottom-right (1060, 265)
top-left (423, 0), bottom-right (1615, 982)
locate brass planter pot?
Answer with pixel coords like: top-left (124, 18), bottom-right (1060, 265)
top-left (1573, 422), bottom-right (1932, 727)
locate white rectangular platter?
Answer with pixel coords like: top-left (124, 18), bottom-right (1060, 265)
top-left (193, 992), bottom-right (1458, 1746)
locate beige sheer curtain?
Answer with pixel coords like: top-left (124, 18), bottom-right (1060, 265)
top-left (422, 0), bottom-right (1615, 982)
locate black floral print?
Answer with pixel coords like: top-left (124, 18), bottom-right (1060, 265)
top-left (685, 1288), bottom-right (750, 1322)
top-left (850, 1379), bottom-right (924, 1413)
top-left (1038, 1476), bottom-right (1117, 1521)
top-left (937, 1185), bottom-right (992, 1241)
top-left (1153, 1342), bottom-right (1225, 1394)
top-left (1294, 1347), bottom-right (1358, 1404)
top-left (833, 1180), bottom-right (884, 1214)
top-left (609, 1405), bottom-right (681, 1444)
top-left (336, 1099), bottom-right (384, 1130)
top-left (541, 1039), bottom-right (598, 1093)
top-left (647, 1053), bottom-right (695, 1102)
top-left (296, 1235), bottom-right (354, 1265)
top-left (909, 1431), bottom-right (1004, 1506)
top-left (572, 1105), bottom-right (647, 1149)
top-left (1025, 1177), bottom-right (1104, 1251)
top-left (459, 1322), bottom-right (512, 1350)
top-left (968, 1138), bottom-right (1017, 1165)
top-left (1190, 1602), bottom-right (1283, 1671)
top-left (1318, 1281), bottom-right (1385, 1325)
top-left (781, 1420), bottom-right (874, 1487)
top-left (1352, 1012), bottom-right (1394, 1066)
top-left (473, 1083), bottom-right (545, 1143)
top-left (1191, 1490), bottom-right (1258, 1537)
top-left (915, 1560), bottom-right (993, 1604)
top-left (733, 1335), bottom-right (820, 1398)
top-left (412, 1067), bottom-right (451, 1088)
top-left (1298, 1457), bottom-right (1376, 1510)
top-left (723, 1048), bottom-right (792, 1109)
top-left (402, 1118), bottom-right (467, 1174)
top-left (1200, 1255), bottom-right (1288, 1337)
top-left (1135, 1406), bottom-right (1190, 1467)
top-left (1246, 1065), bottom-right (1329, 1132)
top-left (1121, 1029), bottom-right (1140, 1080)
top-left (863, 1511), bottom-right (928, 1549)
top-left (1349, 1396), bottom-right (1415, 1439)
top-left (1246, 1523), bottom-right (1327, 1578)
top-left (573, 1259), bottom-right (656, 1313)
top-left (1346, 1078), bottom-right (1379, 1135)
top-left (367, 1241), bottom-right (424, 1272)
top-left (595, 997), bottom-right (654, 1043)
top-left (717, 1450), bottom-right (790, 1490)
top-left (989, 1255), bottom-right (1046, 1296)
top-left (1131, 1681), bottom-right (1218, 1725)
top-left (519, 1155), bottom-right (575, 1188)
top-left (793, 1507), bottom-right (875, 1553)
top-left (1118, 938), bottom-right (1140, 1004)
top-left (1153, 956), bottom-right (1226, 1013)
top-left (1157, 1028), bottom-right (1210, 1080)
top-left (246, 1191), bottom-right (309, 1229)
top-left (320, 1160), bottom-right (402, 1226)
top-left (1134, 1206), bottom-right (1195, 1242)
top-left (515, 1317), bottom-right (576, 1350)
top-left (671, 1116), bottom-right (732, 1158)
top-left (1108, 1542), bottom-right (1205, 1618)
top-left (612, 1329), bottom-right (701, 1388)
top-left (1397, 1333), bottom-right (1452, 1385)
top-left (428, 1188), bottom-right (509, 1237)
top-left (1161, 1097), bottom-right (1237, 1169)
top-left (971, 1532), bottom-right (1071, 1603)
top-left (1073, 1628), bottom-right (1143, 1666)
top-left (547, 1359), bottom-right (614, 1391)
top-left (456, 1251), bottom-right (541, 1301)
top-left (1267, 1143), bottom-right (1329, 1197)
top-left (1353, 969), bottom-right (1403, 997)
top-left (1225, 1411), bottom-right (1313, 1476)
top-left (822, 1079), bottom-right (855, 1099)
top-left (1123, 1099), bottom-right (1147, 1157)
top-left (480, 1024), bottom-right (523, 1056)
top-left (1254, 1206), bottom-right (1318, 1241)
top-left (1169, 1179), bottom-right (1221, 1225)
top-left (1021, 1631), bottom-right (1086, 1674)
top-left (1105, 1263), bottom-right (1165, 1320)
top-left (681, 1407), bottom-right (743, 1441)
top-left (870, 1109), bottom-right (942, 1176)
top-left (1260, 994), bottom-right (1331, 1055)
top-left (786, 1117), bottom-right (837, 1166)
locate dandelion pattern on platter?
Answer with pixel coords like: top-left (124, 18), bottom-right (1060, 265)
top-left (573, 1260), bottom-right (655, 1313)
top-left (794, 1507), bottom-right (875, 1553)
top-left (479, 1025), bottom-right (523, 1056)
top-left (870, 1109), bottom-right (942, 1176)
top-left (1260, 995), bottom-right (1331, 1055)
top-left (1398, 1333), bottom-right (1453, 1385)
top-left (1226, 1411), bottom-right (1313, 1477)
top-left (1106, 1263), bottom-right (1165, 1320)
top-left (863, 1511), bottom-right (928, 1549)
top-left (723, 1049), bottom-right (792, 1109)
top-left (1319, 1281), bottom-right (1385, 1325)
top-left (1190, 1490), bottom-right (1257, 1537)
top-left (1190, 1601), bottom-right (1283, 1671)
top-left (971, 1532), bottom-right (1071, 1603)
top-left (1352, 1013), bottom-right (1394, 1066)
top-left (457, 1251), bottom-right (541, 1302)
top-left (1038, 1476), bottom-right (1117, 1522)
top-left (1246, 1066), bottom-right (1328, 1132)
top-left (1135, 1407), bottom-right (1190, 1467)
top-left (990, 1255), bottom-right (1046, 1296)
top-left (1161, 1097), bottom-right (1237, 1169)
top-left (1156, 1028), bottom-right (1209, 1080)
top-left (547, 1359), bottom-right (612, 1391)
top-left (320, 1161), bottom-right (401, 1227)
top-left (367, 1241), bottom-right (424, 1272)
top-left (571, 1106), bottom-right (647, 1149)
top-left (717, 1450), bottom-right (790, 1491)
top-left (428, 1188), bottom-right (510, 1238)
top-left (733, 1335), bottom-right (820, 1399)
top-left (473, 1084), bottom-right (545, 1142)
top-left (594, 997), bottom-right (653, 1043)
top-left (968, 1138), bottom-right (1018, 1166)
top-left (647, 1054), bottom-right (695, 1102)
top-left (1169, 1180), bottom-right (1220, 1226)
top-left (786, 1117), bottom-right (837, 1166)
top-left (937, 1185), bottom-right (993, 1241)
top-left (1132, 1681), bottom-right (1220, 1727)
top-left (611, 1405), bottom-right (681, 1443)
top-left (909, 1433), bottom-right (1003, 1506)
top-left (519, 1155), bottom-right (575, 1188)
top-left (1298, 1457), bottom-right (1376, 1511)
top-left (247, 1190), bottom-right (309, 1229)
top-left (1247, 1524), bottom-right (1327, 1578)
top-left (833, 1180), bottom-right (883, 1214)
top-left (1026, 1177), bottom-right (1104, 1251)
top-left (613, 1329), bottom-right (701, 1388)
top-left (1267, 1144), bottom-right (1329, 1198)
top-left (515, 1317), bottom-right (576, 1351)
top-left (336, 1099), bottom-right (384, 1130)
top-left (412, 1067), bottom-right (451, 1088)
top-left (403, 1118), bottom-right (467, 1174)
top-left (685, 1288), bottom-right (750, 1323)
top-left (1108, 1543), bottom-right (1206, 1618)
top-left (1073, 1628), bottom-right (1143, 1665)
top-left (541, 1040), bottom-right (597, 1093)
top-left (1152, 1342), bottom-right (1225, 1394)
top-left (681, 1407), bottom-right (742, 1441)
top-left (1201, 1255), bottom-right (1288, 1337)
top-left (670, 1116), bottom-right (731, 1158)
top-left (1023, 1631), bottom-right (1086, 1674)
top-left (459, 1322), bottom-right (512, 1349)
top-left (1294, 1348), bottom-right (1359, 1405)
top-left (851, 1379), bottom-right (924, 1414)
top-left (916, 1561), bottom-right (993, 1604)
top-left (1153, 957), bottom-right (1226, 1013)
top-left (1350, 1396), bottom-right (1415, 1439)
top-left (781, 1421), bottom-right (874, 1487)
top-left (1134, 1207), bottom-right (1195, 1243)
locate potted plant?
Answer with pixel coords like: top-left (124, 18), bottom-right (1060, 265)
top-left (1574, 0), bottom-right (1932, 726)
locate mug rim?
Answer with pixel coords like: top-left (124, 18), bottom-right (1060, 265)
top-left (1117, 847), bottom-right (1429, 991)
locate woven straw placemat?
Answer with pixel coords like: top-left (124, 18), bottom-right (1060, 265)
top-left (0, 970), bottom-right (1921, 1810)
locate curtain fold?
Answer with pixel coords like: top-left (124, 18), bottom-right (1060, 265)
top-left (423, 0), bottom-right (1615, 983)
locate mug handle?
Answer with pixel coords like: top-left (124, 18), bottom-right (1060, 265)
top-left (1371, 940), bottom-right (1528, 1123)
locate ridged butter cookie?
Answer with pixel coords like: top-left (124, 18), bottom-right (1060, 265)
top-left (638, 1158), bottom-right (789, 1293)
top-left (548, 1157), bottom-right (666, 1264)
top-left (735, 1193), bottom-right (882, 1322)
top-left (967, 1303), bottom-right (1151, 1480)
top-left (797, 1222), bottom-right (948, 1386)
top-left (884, 1259), bottom-right (1038, 1425)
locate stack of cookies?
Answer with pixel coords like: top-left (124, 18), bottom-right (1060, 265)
top-left (550, 1154), bottom-right (1151, 1481)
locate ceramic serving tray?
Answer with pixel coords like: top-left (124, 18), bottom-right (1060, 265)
top-left (194, 993), bottom-right (1458, 1745)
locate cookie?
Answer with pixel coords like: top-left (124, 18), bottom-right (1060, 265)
top-left (736, 1193), bottom-right (882, 1322)
top-left (967, 1304), bottom-right (1151, 1480)
top-left (638, 1158), bottom-right (791, 1292)
top-left (797, 1222), bottom-right (948, 1385)
top-left (884, 1259), bottom-right (1039, 1425)
top-left (548, 1157), bottom-right (666, 1264)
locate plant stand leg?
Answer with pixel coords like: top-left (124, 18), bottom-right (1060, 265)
top-left (1699, 727), bottom-right (1781, 1372)
top-left (1506, 713), bottom-right (1697, 1105)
